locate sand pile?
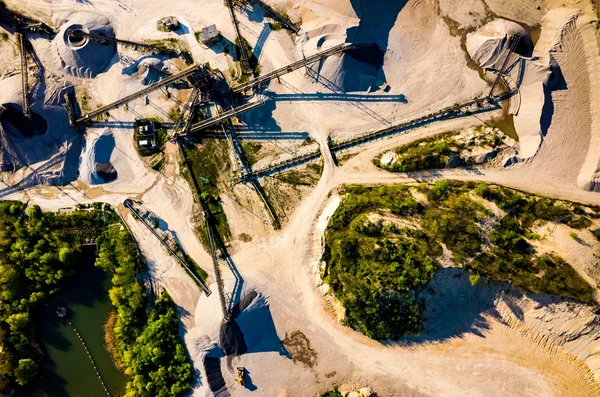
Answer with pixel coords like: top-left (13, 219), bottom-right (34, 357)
top-left (466, 12), bottom-right (586, 162)
top-left (188, 280), bottom-right (287, 396)
top-left (466, 19), bottom-right (529, 69)
top-left (412, 268), bottom-right (600, 381)
top-left (298, 0), bottom-right (401, 93)
top-left (123, 56), bottom-right (170, 86)
top-left (0, 76), bottom-right (80, 182)
top-left (53, 12), bottom-right (117, 78)
top-left (79, 129), bottom-right (118, 184)
top-left (574, 14), bottom-right (600, 191)
top-left (512, 9), bottom-right (581, 161)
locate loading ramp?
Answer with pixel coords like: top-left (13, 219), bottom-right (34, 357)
top-left (177, 140), bottom-right (231, 321)
top-left (488, 34), bottom-right (521, 98)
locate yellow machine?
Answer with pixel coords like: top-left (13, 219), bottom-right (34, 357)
top-left (236, 367), bottom-right (245, 386)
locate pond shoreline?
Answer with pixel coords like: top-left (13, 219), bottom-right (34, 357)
top-left (21, 246), bottom-right (128, 397)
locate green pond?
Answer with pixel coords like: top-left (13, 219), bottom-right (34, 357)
top-left (20, 247), bottom-right (127, 397)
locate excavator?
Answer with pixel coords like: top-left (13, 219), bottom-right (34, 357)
top-left (236, 367), bottom-right (245, 386)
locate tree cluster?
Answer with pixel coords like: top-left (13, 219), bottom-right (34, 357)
top-left (323, 182), bottom-right (597, 340)
top-left (0, 202), bottom-right (107, 389)
top-left (96, 226), bottom-right (192, 396)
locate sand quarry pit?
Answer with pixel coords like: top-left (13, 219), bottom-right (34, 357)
top-left (1, 0), bottom-right (600, 395)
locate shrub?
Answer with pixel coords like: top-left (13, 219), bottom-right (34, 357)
top-left (569, 231), bottom-right (579, 240)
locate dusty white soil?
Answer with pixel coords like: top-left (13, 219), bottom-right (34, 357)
top-left (2, 0), bottom-right (600, 395)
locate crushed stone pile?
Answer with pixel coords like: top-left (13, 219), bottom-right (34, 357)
top-left (466, 19), bottom-right (529, 69)
top-left (79, 129), bottom-right (118, 185)
top-left (53, 12), bottom-right (117, 78)
top-left (299, 0), bottom-right (402, 93)
top-left (0, 76), bottom-right (80, 182)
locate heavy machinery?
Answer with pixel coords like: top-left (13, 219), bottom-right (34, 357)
top-left (236, 367), bottom-right (245, 386)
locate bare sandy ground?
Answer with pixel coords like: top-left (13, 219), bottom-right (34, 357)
top-left (1, 0), bottom-right (600, 395)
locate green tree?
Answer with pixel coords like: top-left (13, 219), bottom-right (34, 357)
top-left (6, 313), bottom-right (28, 331)
top-left (14, 358), bottom-right (37, 386)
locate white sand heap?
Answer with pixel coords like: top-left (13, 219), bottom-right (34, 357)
top-left (466, 19), bottom-right (528, 69)
top-left (513, 9), bottom-right (582, 162)
top-left (413, 268), bottom-right (600, 382)
top-left (298, 1), bottom-right (389, 93)
top-left (187, 280), bottom-right (287, 396)
top-left (79, 129), bottom-right (118, 185)
top-left (575, 14), bottom-right (600, 192)
top-left (53, 12), bottom-right (117, 78)
top-left (466, 12), bottom-right (595, 165)
top-left (300, 28), bottom-right (383, 93)
top-left (0, 76), bottom-right (80, 183)
top-left (123, 56), bottom-right (170, 86)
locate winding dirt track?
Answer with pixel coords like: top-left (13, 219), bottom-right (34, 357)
top-left (2, 112), bottom-right (600, 396)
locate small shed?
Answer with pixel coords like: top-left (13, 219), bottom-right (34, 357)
top-left (199, 25), bottom-right (219, 45)
top-left (135, 120), bottom-right (158, 150)
top-left (159, 16), bottom-right (180, 31)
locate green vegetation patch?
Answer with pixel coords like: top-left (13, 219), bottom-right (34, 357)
top-left (0, 203), bottom-right (118, 389)
top-left (241, 141), bottom-right (262, 166)
top-left (321, 389), bottom-right (343, 397)
top-left (0, 202), bottom-right (193, 395)
top-left (143, 38), bottom-right (180, 51)
top-left (375, 127), bottom-right (509, 173)
top-left (379, 133), bottom-right (461, 173)
top-left (96, 227), bottom-right (192, 396)
top-left (323, 185), bottom-right (441, 339)
top-left (323, 182), bottom-right (597, 340)
top-left (275, 162), bottom-right (322, 187)
top-left (180, 138), bottom-right (232, 244)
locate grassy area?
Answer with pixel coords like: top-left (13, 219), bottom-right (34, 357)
top-left (323, 182), bottom-right (597, 339)
top-left (274, 162), bottom-right (323, 187)
top-left (378, 133), bottom-right (461, 172)
top-left (150, 155), bottom-right (166, 171)
top-left (321, 389), bottom-right (343, 397)
top-left (168, 105), bottom-right (182, 122)
top-left (241, 141), bottom-right (262, 166)
top-left (143, 38), bottom-right (180, 51)
top-left (180, 138), bottom-right (232, 245)
top-left (375, 127), bottom-right (508, 172)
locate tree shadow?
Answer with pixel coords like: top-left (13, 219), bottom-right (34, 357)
top-left (400, 268), bottom-right (511, 344)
